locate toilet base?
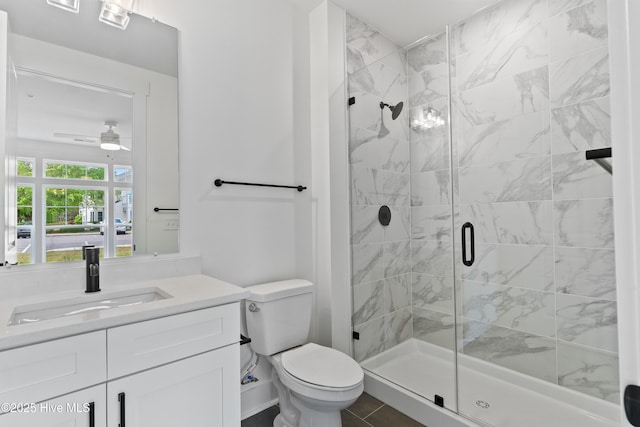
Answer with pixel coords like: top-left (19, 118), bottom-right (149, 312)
top-left (270, 364), bottom-right (354, 427)
top-left (290, 394), bottom-right (342, 427)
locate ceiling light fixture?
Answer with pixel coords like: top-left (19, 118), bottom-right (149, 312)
top-left (99, 0), bottom-right (135, 30)
top-left (46, 0), bottom-right (80, 13)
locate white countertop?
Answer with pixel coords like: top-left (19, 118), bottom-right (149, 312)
top-left (0, 274), bottom-right (249, 351)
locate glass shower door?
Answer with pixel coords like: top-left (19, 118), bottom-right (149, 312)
top-left (346, 11), bottom-right (457, 412)
top-left (450, 0), bottom-right (619, 425)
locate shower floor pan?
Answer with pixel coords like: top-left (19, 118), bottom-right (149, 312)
top-left (361, 339), bottom-right (619, 427)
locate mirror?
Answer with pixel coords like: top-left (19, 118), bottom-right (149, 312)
top-left (0, 0), bottom-right (179, 266)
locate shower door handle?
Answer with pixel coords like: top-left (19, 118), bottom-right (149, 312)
top-left (461, 222), bottom-right (475, 267)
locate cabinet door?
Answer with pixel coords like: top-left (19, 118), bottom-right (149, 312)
top-left (0, 384), bottom-right (106, 427)
top-left (107, 344), bottom-right (240, 427)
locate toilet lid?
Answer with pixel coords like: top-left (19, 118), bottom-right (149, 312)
top-left (281, 343), bottom-right (363, 388)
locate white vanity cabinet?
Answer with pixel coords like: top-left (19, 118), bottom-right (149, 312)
top-left (106, 303), bottom-right (241, 426)
top-left (0, 302), bottom-right (241, 427)
top-left (107, 345), bottom-right (238, 426)
top-left (0, 385), bottom-right (107, 427)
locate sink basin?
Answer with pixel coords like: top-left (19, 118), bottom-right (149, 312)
top-left (8, 287), bottom-right (171, 326)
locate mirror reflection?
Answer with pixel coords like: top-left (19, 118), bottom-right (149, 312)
top-left (0, 0), bottom-right (179, 266)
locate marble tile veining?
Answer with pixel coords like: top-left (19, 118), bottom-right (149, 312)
top-left (549, 0), bottom-right (608, 64)
top-left (349, 51), bottom-right (408, 103)
top-left (408, 33), bottom-right (448, 108)
top-left (346, 13), bottom-right (401, 75)
top-left (383, 240), bottom-right (412, 278)
top-left (411, 170), bottom-right (451, 206)
top-left (460, 201), bottom-right (553, 245)
top-left (550, 46), bottom-right (609, 108)
top-left (556, 293), bottom-right (618, 353)
top-left (462, 320), bottom-right (557, 383)
top-left (458, 110), bottom-right (550, 168)
top-left (461, 280), bottom-right (555, 337)
top-left (353, 316), bottom-right (386, 362)
top-left (549, 0), bottom-right (592, 17)
top-left (412, 273), bottom-right (455, 314)
top-left (411, 205), bottom-right (452, 242)
top-left (459, 156), bottom-right (551, 203)
top-left (552, 151), bottom-right (613, 200)
top-left (408, 33), bottom-right (447, 73)
top-left (385, 274), bottom-right (411, 313)
top-left (557, 341), bottom-right (619, 403)
top-left (453, 0), bottom-right (547, 56)
top-left (353, 281), bottom-right (385, 326)
top-left (457, 66), bottom-right (549, 130)
top-left (352, 242), bottom-right (385, 285)
top-left (379, 171), bottom-right (411, 206)
top-left (456, 22), bottom-right (548, 92)
top-left (551, 97), bottom-right (610, 154)
top-left (411, 132), bottom-right (449, 173)
top-left (413, 306), bottom-right (455, 350)
top-left (351, 166), bottom-right (379, 205)
top-left (384, 206), bottom-right (410, 242)
top-left (462, 243), bottom-right (554, 291)
top-left (351, 205), bottom-right (384, 245)
top-left (409, 63), bottom-right (449, 108)
top-left (412, 240), bottom-right (453, 277)
top-left (385, 307), bottom-right (413, 349)
top-left (554, 198), bottom-right (614, 248)
top-left (555, 247), bottom-right (616, 300)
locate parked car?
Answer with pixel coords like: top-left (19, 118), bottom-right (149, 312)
top-left (17, 221), bottom-right (32, 238)
top-left (115, 218), bottom-right (126, 235)
top-left (100, 218), bottom-right (127, 235)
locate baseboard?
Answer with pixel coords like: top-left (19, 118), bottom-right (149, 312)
top-left (241, 379), bottom-right (279, 420)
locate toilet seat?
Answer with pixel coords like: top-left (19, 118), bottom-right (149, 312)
top-left (281, 343), bottom-right (363, 389)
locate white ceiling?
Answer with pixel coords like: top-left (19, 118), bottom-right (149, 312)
top-left (16, 72), bottom-right (133, 148)
top-left (0, 0), bottom-right (178, 77)
top-left (294, 0), bottom-right (500, 46)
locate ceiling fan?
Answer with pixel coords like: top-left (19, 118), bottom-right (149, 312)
top-left (53, 121), bottom-right (131, 151)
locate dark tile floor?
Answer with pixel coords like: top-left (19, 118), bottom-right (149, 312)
top-left (242, 393), bottom-right (426, 427)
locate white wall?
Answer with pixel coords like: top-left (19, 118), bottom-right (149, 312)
top-left (135, 0), bottom-right (317, 418)
top-left (135, 0), bottom-right (310, 287)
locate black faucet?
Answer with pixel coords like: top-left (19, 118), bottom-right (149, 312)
top-left (85, 247), bottom-right (101, 293)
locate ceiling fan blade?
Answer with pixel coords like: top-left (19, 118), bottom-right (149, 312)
top-left (53, 132), bottom-right (99, 142)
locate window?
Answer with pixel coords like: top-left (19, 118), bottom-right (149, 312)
top-left (17, 158), bottom-right (34, 177)
top-left (45, 187), bottom-right (105, 263)
top-left (16, 185), bottom-right (33, 264)
top-left (14, 159), bottom-right (133, 263)
top-left (44, 161), bottom-right (106, 181)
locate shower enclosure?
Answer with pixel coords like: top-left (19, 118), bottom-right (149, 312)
top-left (346, 0), bottom-right (618, 425)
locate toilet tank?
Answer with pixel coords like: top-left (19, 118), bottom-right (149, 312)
top-left (245, 279), bottom-right (313, 355)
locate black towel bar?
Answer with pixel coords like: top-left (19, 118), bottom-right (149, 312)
top-left (214, 179), bottom-right (307, 192)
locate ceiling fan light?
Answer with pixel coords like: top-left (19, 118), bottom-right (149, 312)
top-left (100, 141), bottom-right (121, 150)
top-left (100, 127), bottom-right (121, 150)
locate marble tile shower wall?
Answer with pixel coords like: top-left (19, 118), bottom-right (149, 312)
top-left (448, 0), bottom-right (617, 403)
top-left (407, 32), bottom-right (457, 354)
top-left (346, 13), bottom-right (413, 362)
top-left (346, 0), bottom-right (617, 404)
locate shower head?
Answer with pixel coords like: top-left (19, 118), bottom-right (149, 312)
top-left (380, 101), bottom-right (404, 120)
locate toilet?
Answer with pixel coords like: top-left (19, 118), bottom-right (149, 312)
top-left (245, 279), bottom-right (364, 427)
